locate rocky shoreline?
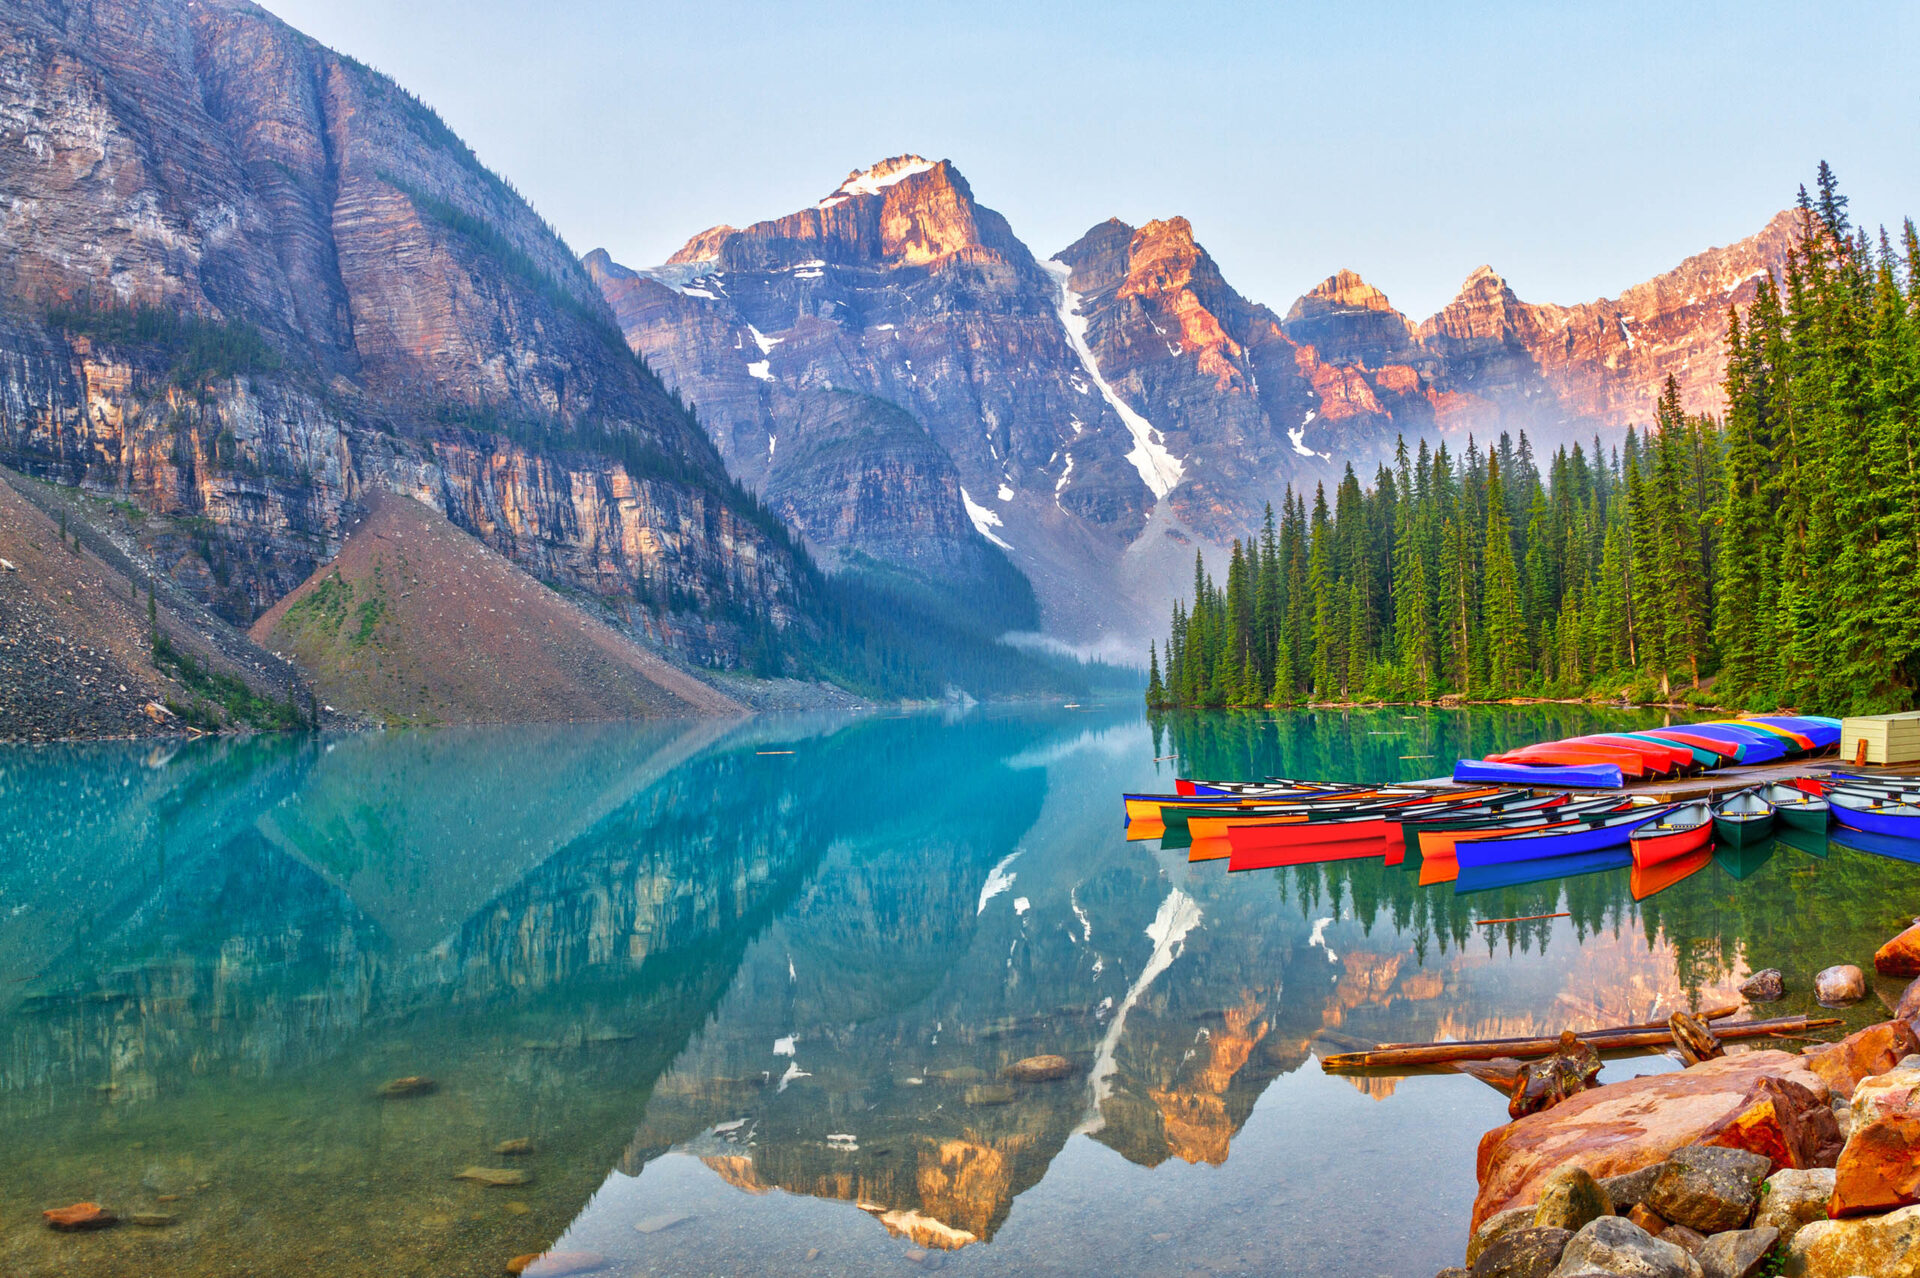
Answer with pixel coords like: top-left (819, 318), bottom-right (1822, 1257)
top-left (1438, 922), bottom-right (1920, 1277)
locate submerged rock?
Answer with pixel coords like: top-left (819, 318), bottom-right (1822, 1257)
top-left (507, 1253), bottom-right (605, 1276)
top-left (1694, 1226), bottom-right (1777, 1278)
top-left (1737, 969), bottom-right (1785, 1002)
top-left (633, 1211), bottom-right (691, 1234)
top-left (1788, 1203), bottom-right (1920, 1277)
top-left (1753, 1167), bottom-right (1836, 1244)
top-left (1533, 1167), bottom-right (1612, 1233)
top-left (379, 1076), bottom-right (438, 1099)
top-left (455, 1166), bottom-right (532, 1187)
top-left (43, 1202), bottom-right (116, 1231)
top-left (1815, 965), bottom-right (1866, 1006)
top-left (130, 1212), bottom-right (178, 1227)
top-left (494, 1137), bottom-right (535, 1156)
top-left (1548, 1216), bottom-right (1702, 1278)
top-left (1470, 1226), bottom-right (1572, 1278)
top-left (1001, 1054), bottom-right (1074, 1082)
top-left (962, 1084), bottom-right (1015, 1106)
top-left (1645, 1145), bottom-right (1771, 1234)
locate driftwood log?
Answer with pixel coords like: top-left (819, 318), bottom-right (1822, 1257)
top-left (1668, 1011), bottom-right (1725, 1065)
top-left (1321, 1013), bottom-right (1840, 1072)
top-left (1371, 1004), bottom-right (1740, 1052)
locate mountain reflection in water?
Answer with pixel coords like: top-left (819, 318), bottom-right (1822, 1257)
top-left (3, 705), bottom-right (1917, 1278)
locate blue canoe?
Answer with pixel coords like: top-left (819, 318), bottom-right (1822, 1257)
top-left (1750, 716), bottom-right (1842, 749)
top-left (1453, 759), bottom-right (1623, 788)
top-left (1455, 805), bottom-right (1670, 867)
top-left (1455, 848), bottom-right (1633, 894)
top-left (1831, 790), bottom-right (1920, 840)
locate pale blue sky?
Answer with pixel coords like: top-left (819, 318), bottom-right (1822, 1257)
top-left (261, 0), bottom-right (1920, 320)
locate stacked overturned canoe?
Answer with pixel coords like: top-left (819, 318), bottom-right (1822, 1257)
top-left (1453, 716), bottom-right (1843, 787)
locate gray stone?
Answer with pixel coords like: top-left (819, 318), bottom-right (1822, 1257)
top-left (1815, 964), bottom-right (1866, 1006)
top-left (1471, 1226), bottom-right (1573, 1278)
top-left (1601, 1164), bottom-right (1670, 1212)
top-left (1696, 1226), bottom-right (1779, 1278)
top-left (1645, 1145), bottom-right (1772, 1234)
top-left (1535, 1166), bottom-right (1614, 1233)
top-left (1470, 1206), bottom-right (1541, 1265)
top-left (1738, 969), bottom-right (1785, 1001)
top-left (1753, 1167), bottom-right (1836, 1246)
top-left (1550, 1217), bottom-right (1705, 1278)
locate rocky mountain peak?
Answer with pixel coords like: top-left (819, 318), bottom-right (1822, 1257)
top-left (1419, 265), bottom-right (1528, 343)
top-left (1281, 270), bottom-right (1415, 370)
top-left (817, 154), bottom-right (939, 208)
top-left (1294, 269), bottom-right (1399, 315)
top-left (1118, 217), bottom-right (1213, 300)
top-left (666, 225), bottom-right (737, 264)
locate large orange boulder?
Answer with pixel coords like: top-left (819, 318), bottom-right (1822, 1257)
top-left (1832, 1067), bottom-right (1920, 1217)
top-left (1472, 1051), bottom-right (1829, 1231)
top-left (1803, 1020), bottom-right (1920, 1100)
top-left (1877, 923), bottom-right (1920, 977)
top-left (1700, 1075), bottom-right (1843, 1170)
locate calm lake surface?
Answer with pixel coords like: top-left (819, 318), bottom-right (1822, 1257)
top-left (5, 704), bottom-right (1919, 1277)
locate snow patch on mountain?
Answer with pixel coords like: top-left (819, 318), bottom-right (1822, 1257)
top-left (1288, 412), bottom-right (1331, 460)
top-left (1040, 258), bottom-right (1184, 500)
top-left (960, 487), bottom-right (1013, 550)
top-left (818, 156), bottom-right (938, 208)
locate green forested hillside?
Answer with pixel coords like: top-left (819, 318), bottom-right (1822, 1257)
top-left (1150, 169), bottom-right (1920, 716)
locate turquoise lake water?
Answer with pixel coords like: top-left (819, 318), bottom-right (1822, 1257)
top-left (4, 704), bottom-right (1918, 1277)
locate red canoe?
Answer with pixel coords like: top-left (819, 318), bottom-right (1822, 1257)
top-left (1628, 801), bottom-right (1714, 867)
top-left (1492, 743), bottom-right (1651, 779)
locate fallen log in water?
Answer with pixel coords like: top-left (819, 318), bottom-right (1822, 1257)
top-left (1322, 1013), bottom-right (1838, 1072)
top-left (1371, 1004), bottom-right (1741, 1051)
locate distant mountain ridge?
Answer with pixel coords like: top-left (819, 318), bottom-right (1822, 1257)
top-left (592, 156), bottom-right (1792, 652)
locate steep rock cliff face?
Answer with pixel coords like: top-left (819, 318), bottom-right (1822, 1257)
top-left (0, 0), bottom-right (802, 663)
top-left (1276, 213), bottom-right (1797, 445)
top-left (1053, 217), bottom-right (1370, 541)
top-left (1414, 211), bottom-right (1797, 432)
top-left (590, 158), bottom-right (1204, 652)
